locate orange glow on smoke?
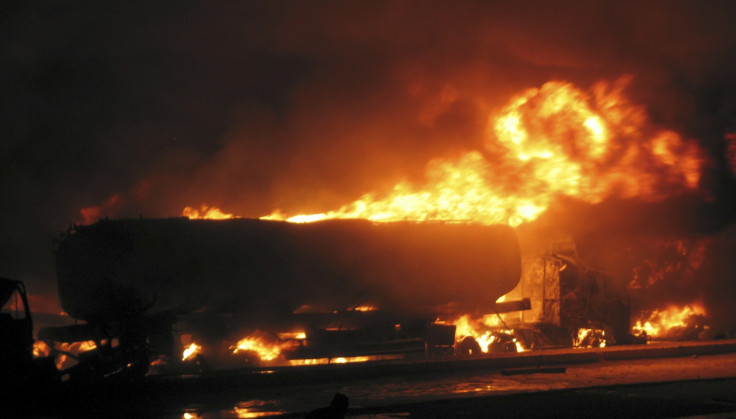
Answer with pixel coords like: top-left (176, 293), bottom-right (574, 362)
top-left (632, 303), bottom-right (707, 338)
top-left (79, 194), bottom-right (122, 225)
top-left (262, 77), bottom-right (703, 227)
top-left (628, 237), bottom-right (709, 290)
top-left (725, 131), bottom-right (736, 177)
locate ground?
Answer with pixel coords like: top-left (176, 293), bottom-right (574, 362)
top-left (15, 341), bottom-right (736, 418)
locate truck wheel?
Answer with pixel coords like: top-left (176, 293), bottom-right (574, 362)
top-left (455, 336), bottom-right (482, 356)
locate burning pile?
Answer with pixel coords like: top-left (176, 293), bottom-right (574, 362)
top-left (632, 304), bottom-right (708, 341)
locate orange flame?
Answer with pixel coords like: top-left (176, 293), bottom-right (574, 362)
top-left (33, 341), bottom-right (51, 358)
top-left (632, 303), bottom-right (707, 338)
top-left (182, 205), bottom-right (234, 220)
top-left (574, 328), bottom-right (607, 348)
top-left (231, 334), bottom-right (287, 362)
top-left (182, 342), bottom-right (202, 361)
top-left (442, 313), bottom-right (524, 354)
top-left (51, 340), bottom-right (98, 370)
top-left (263, 77), bottom-right (703, 226)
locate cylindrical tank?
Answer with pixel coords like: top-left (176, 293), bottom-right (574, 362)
top-left (56, 218), bottom-right (521, 323)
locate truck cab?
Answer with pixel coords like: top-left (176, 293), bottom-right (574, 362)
top-left (0, 277), bottom-right (34, 383)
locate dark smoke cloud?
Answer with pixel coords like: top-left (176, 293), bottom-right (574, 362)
top-left (2, 1), bottom-right (736, 307)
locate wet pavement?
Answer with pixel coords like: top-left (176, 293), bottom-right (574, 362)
top-left (14, 340), bottom-right (736, 418)
top-left (167, 341), bottom-right (736, 418)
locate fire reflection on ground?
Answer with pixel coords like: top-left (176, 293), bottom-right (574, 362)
top-left (168, 349), bottom-right (736, 418)
top-left (182, 400), bottom-right (285, 418)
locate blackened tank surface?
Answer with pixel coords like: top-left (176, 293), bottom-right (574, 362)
top-left (56, 218), bottom-right (521, 323)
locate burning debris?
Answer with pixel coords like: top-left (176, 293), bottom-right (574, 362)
top-left (632, 304), bottom-right (708, 341)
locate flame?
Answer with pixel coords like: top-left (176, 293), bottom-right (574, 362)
top-left (232, 334), bottom-right (288, 362)
top-left (172, 78), bottom-right (709, 354)
top-left (443, 314), bottom-right (524, 354)
top-left (182, 342), bottom-right (202, 361)
top-left (51, 340), bottom-right (98, 370)
top-left (632, 303), bottom-right (707, 339)
top-left (232, 401), bottom-right (285, 418)
top-left (353, 304), bottom-right (377, 312)
top-left (78, 340), bottom-right (97, 352)
top-left (574, 328), bottom-right (607, 348)
top-left (262, 77), bottom-right (703, 227)
top-left (33, 340), bottom-right (51, 358)
top-left (182, 205), bottom-right (234, 219)
top-left (277, 331), bottom-right (307, 340)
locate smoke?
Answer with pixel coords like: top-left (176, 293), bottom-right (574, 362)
top-left (2, 1), bottom-right (736, 305)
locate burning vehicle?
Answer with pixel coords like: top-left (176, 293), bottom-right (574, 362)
top-left (28, 216), bottom-right (638, 380)
top-left (7, 74), bottom-right (718, 381)
top-left (43, 217), bottom-right (523, 377)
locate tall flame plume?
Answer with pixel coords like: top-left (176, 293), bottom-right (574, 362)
top-left (255, 77), bottom-right (702, 226)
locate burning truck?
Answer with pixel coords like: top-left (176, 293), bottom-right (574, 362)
top-left (26, 216), bottom-right (634, 380)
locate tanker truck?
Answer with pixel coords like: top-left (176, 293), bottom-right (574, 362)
top-left (40, 217), bottom-right (523, 379)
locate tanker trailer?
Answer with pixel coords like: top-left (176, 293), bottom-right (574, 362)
top-left (44, 218), bottom-right (521, 377)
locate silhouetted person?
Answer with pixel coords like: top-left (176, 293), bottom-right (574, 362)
top-left (305, 393), bottom-right (349, 419)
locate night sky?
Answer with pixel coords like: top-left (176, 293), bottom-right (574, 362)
top-left (2, 1), bottom-right (736, 307)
